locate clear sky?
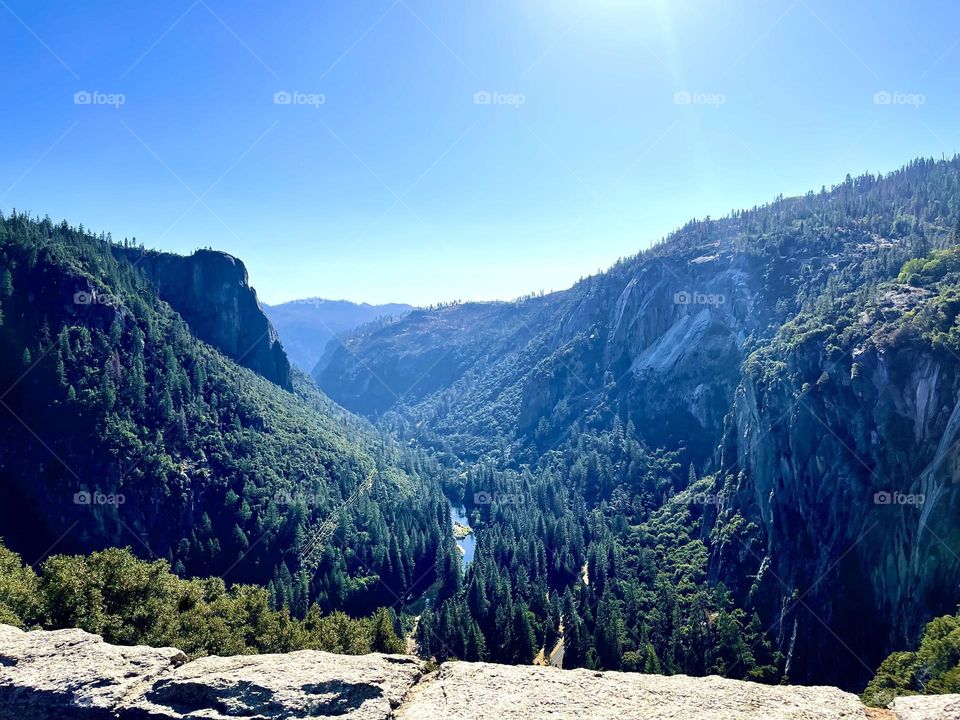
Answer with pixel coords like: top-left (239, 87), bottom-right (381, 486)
top-left (0, 1), bottom-right (957, 305)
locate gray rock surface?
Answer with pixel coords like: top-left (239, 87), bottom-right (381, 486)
top-left (0, 624), bottom-right (185, 719)
top-left (0, 625), bottom-right (423, 720)
top-left (396, 661), bottom-right (869, 720)
top-left (113, 247), bottom-right (292, 390)
top-left (122, 650), bottom-right (424, 719)
top-left (890, 694), bottom-right (960, 719)
top-left (10, 624), bottom-right (959, 720)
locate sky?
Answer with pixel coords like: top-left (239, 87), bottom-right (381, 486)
top-left (0, 1), bottom-right (958, 306)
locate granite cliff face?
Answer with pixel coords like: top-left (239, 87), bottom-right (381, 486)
top-left (115, 247), bottom-right (292, 390)
top-left (0, 624), bottom-right (901, 720)
top-left (713, 289), bottom-right (960, 689)
top-left (316, 246), bottom-right (765, 464)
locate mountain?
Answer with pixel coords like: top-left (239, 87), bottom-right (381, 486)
top-left (114, 247), bottom-right (292, 390)
top-left (316, 157), bottom-right (960, 689)
top-left (262, 298), bottom-right (412, 373)
top-left (6, 157), bottom-right (960, 696)
top-left (0, 214), bottom-right (451, 618)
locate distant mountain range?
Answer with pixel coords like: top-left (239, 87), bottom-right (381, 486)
top-left (262, 299), bottom-right (413, 373)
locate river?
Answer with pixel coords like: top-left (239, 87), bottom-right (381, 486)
top-left (449, 503), bottom-right (476, 568)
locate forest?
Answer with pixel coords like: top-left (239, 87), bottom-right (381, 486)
top-left (3, 158), bottom-right (960, 703)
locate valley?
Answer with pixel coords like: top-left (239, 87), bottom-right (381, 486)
top-left (5, 1), bottom-right (960, 714)
top-left (2, 157), bottom-right (960, 708)
top-left (313, 157), bottom-right (960, 691)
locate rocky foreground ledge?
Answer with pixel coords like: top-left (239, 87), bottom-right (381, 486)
top-left (0, 624), bottom-right (955, 720)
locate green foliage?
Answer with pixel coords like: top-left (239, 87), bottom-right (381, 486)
top-left (898, 247), bottom-right (960, 285)
top-left (417, 423), bottom-right (780, 681)
top-left (0, 539), bottom-right (404, 658)
top-left (0, 542), bottom-right (42, 627)
top-left (0, 210), bottom-right (451, 617)
top-left (864, 611), bottom-right (960, 707)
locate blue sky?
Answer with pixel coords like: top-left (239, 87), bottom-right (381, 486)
top-left (0, 1), bottom-right (957, 305)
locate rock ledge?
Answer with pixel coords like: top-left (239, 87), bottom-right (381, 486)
top-left (2, 624), bottom-right (958, 719)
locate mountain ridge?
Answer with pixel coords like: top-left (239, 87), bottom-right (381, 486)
top-left (316, 156), bottom-right (960, 688)
top-left (0, 214), bottom-right (450, 618)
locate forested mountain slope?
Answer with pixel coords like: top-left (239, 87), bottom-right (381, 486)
top-left (318, 157), bottom-right (960, 689)
top-left (0, 213), bottom-right (452, 618)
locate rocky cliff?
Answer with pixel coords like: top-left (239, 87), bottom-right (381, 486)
top-left (3, 624), bottom-right (939, 720)
top-left (713, 286), bottom-right (960, 689)
top-left (114, 247), bottom-right (292, 389)
top-left (316, 246), bottom-right (767, 464)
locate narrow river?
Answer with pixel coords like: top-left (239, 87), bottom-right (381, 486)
top-left (449, 503), bottom-right (476, 568)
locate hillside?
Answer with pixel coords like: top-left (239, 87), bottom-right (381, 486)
top-left (263, 298), bottom-right (412, 373)
top-left (316, 157), bottom-right (960, 689)
top-left (0, 213), bottom-right (451, 617)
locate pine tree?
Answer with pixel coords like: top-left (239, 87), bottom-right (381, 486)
top-left (510, 602), bottom-right (537, 664)
top-left (595, 589), bottom-right (625, 669)
top-left (369, 607), bottom-right (404, 653)
top-left (562, 589), bottom-right (586, 668)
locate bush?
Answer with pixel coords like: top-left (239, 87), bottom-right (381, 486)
top-left (863, 612), bottom-right (960, 706)
top-left (0, 539), bottom-right (404, 659)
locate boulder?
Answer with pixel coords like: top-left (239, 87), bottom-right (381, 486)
top-left (0, 624), bottom-right (185, 719)
top-left (0, 624), bottom-right (424, 720)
